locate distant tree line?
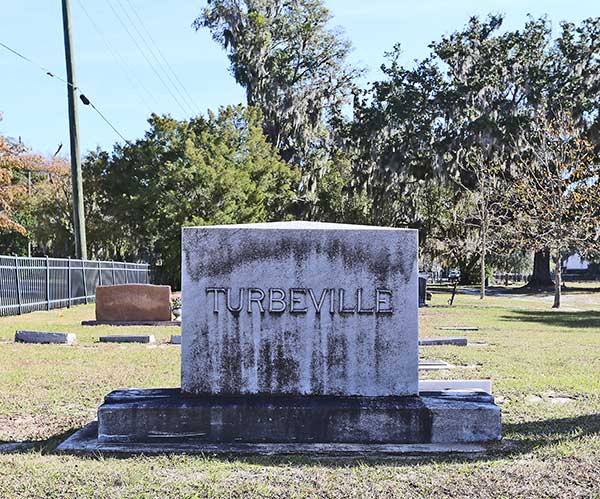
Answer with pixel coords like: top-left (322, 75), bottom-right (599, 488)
top-left (2, 2), bottom-right (600, 305)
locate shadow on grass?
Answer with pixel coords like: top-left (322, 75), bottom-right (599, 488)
top-left (501, 412), bottom-right (600, 454)
top-left (501, 309), bottom-right (600, 329)
top-left (504, 413), bottom-right (600, 439)
top-left (0, 428), bottom-right (77, 455)
top-left (429, 284), bottom-right (600, 296)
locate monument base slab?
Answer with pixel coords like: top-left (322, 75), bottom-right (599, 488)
top-left (56, 421), bottom-right (494, 457)
top-left (90, 388), bottom-right (500, 447)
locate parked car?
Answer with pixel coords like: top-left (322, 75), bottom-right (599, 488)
top-left (448, 270), bottom-right (461, 280)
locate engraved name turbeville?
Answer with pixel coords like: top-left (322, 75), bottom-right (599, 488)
top-left (205, 287), bottom-right (394, 314)
top-left (182, 221), bottom-right (419, 397)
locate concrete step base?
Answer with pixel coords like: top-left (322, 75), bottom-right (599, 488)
top-left (56, 421), bottom-right (495, 457)
top-left (91, 388), bottom-right (500, 446)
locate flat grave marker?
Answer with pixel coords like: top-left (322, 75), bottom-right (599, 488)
top-left (15, 330), bottom-right (76, 345)
top-left (419, 337), bottom-right (468, 346)
top-left (99, 335), bottom-right (155, 344)
top-left (438, 326), bottom-right (479, 331)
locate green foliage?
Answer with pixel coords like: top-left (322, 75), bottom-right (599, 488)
top-left (7, 10), bottom-right (600, 286)
top-left (345, 14), bottom-right (600, 280)
top-left (83, 105), bottom-right (299, 286)
top-left (25, 165), bottom-right (74, 256)
top-left (0, 211), bottom-right (30, 255)
top-left (488, 249), bottom-right (533, 276)
top-left (513, 112), bottom-right (600, 257)
top-left (0, 126), bottom-right (30, 235)
top-left (511, 111), bottom-right (600, 306)
top-left (195, 0), bottom-right (361, 215)
top-left (300, 151), bottom-right (371, 223)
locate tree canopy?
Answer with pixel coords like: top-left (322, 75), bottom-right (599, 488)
top-left (194, 0), bottom-right (361, 204)
top-left (83, 105), bottom-right (299, 285)
top-left (5, 9), bottom-right (600, 300)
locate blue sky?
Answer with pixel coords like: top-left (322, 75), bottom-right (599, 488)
top-left (1, 1), bottom-right (598, 156)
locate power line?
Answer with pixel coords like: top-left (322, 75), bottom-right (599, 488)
top-left (0, 40), bottom-right (127, 142)
top-left (75, 0), bottom-right (157, 114)
top-left (0, 41), bottom-right (72, 87)
top-left (80, 94), bottom-right (127, 141)
top-left (120, 0), bottom-right (200, 115)
top-left (116, 0), bottom-right (197, 115)
top-left (105, 0), bottom-right (190, 116)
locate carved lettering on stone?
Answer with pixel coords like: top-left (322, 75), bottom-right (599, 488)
top-left (205, 287), bottom-right (393, 315)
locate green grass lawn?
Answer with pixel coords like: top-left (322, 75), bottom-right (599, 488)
top-left (0, 287), bottom-right (599, 498)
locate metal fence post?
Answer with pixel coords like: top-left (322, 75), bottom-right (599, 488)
top-left (112, 263), bottom-right (116, 285)
top-left (125, 264), bottom-right (129, 284)
top-left (82, 260), bottom-right (88, 304)
top-left (14, 256), bottom-right (22, 315)
top-left (67, 257), bottom-right (72, 308)
top-left (45, 256), bottom-right (50, 311)
top-left (97, 261), bottom-right (102, 287)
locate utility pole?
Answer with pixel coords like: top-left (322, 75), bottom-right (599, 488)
top-left (61, 0), bottom-right (87, 260)
top-left (27, 170), bottom-right (32, 257)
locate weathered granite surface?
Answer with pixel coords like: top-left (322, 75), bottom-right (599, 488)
top-left (181, 221), bottom-right (419, 397)
top-left (95, 284), bottom-right (172, 322)
top-left (96, 388), bottom-right (501, 444)
top-left (57, 421), bottom-right (493, 456)
top-left (15, 330), bottom-right (76, 345)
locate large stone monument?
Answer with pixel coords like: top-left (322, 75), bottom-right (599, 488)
top-left (60, 222), bottom-right (500, 454)
top-left (182, 221), bottom-right (418, 397)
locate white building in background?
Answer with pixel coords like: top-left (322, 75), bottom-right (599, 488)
top-left (564, 254), bottom-right (590, 271)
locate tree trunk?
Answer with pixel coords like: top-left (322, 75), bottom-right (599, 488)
top-left (528, 250), bottom-right (554, 288)
top-left (480, 229), bottom-right (486, 300)
top-left (458, 253), bottom-right (479, 285)
top-left (552, 253), bottom-right (562, 309)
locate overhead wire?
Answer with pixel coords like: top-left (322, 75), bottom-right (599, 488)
top-left (104, 0), bottom-right (190, 116)
top-left (79, 94), bottom-right (127, 141)
top-left (120, 0), bottom-right (200, 115)
top-left (75, 0), bottom-right (157, 114)
top-left (0, 40), bottom-right (127, 142)
top-left (0, 41), bottom-right (72, 87)
top-left (113, 0), bottom-right (197, 116)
